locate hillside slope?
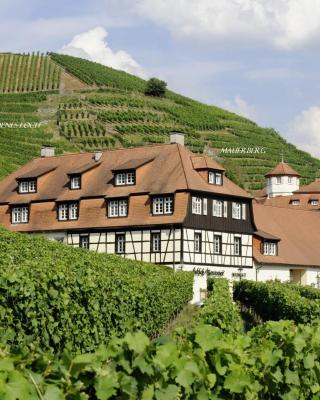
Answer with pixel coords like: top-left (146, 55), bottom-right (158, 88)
top-left (0, 52), bottom-right (319, 191)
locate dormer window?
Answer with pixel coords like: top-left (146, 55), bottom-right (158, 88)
top-left (290, 200), bottom-right (300, 206)
top-left (11, 205), bottom-right (29, 224)
top-left (70, 175), bottom-right (81, 190)
top-left (58, 202), bottom-right (79, 221)
top-left (152, 196), bottom-right (173, 215)
top-left (18, 179), bottom-right (37, 194)
top-left (115, 171), bottom-right (135, 186)
top-left (310, 199), bottom-right (319, 206)
top-left (263, 241), bottom-right (277, 256)
top-left (208, 171), bottom-right (223, 185)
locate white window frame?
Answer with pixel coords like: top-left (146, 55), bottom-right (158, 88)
top-left (151, 232), bottom-right (161, 253)
top-left (223, 201), bottom-right (228, 218)
top-left (232, 202), bottom-right (241, 219)
top-left (234, 237), bottom-right (241, 256)
top-left (263, 241), bottom-right (277, 256)
top-left (242, 203), bottom-right (246, 220)
top-left (288, 176), bottom-right (293, 184)
top-left (276, 176), bottom-right (282, 185)
top-left (213, 235), bottom-right (222, 254)
top-left (192, 197), bottom-right (202, 215)
top-left (153, 196), bottom-right (173, 215)
top-left (108, 199), bottom-right (128, 217)
top-left (70, 175), bottom-right (81, 190)
top-left (310, 200), bottom-right (318, 206)
top-left (291, 200), bottom-right (300, 206)
top-left (69, 203), bottom-right (78, 220)
top-left (213, 200), bottom-right (223, 217)
top-left (80, 235), bottom-right (89, 249)
top-left (115, 172), bottom-right (135, 186)
top-left (208, 171), bottom-right (223, 185)
top-left (11, 206), bottom-right (29, 224)
top-left (116, 234), bottom-right (125, 254)
top-left (58, 204), bottom-right (68, 221)
top-left (58, 203), bottom-right (78, 221)
top-left (19, 180), bottom-right (36, 193)
top-left (194, 232), bottom-right (202, 253)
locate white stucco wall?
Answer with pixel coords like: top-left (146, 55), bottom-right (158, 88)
top-left (255, 263), bottom-right (320, 287)
top-left (266, 176), bottom-right (299, 198)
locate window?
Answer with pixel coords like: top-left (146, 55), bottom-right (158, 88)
top-left (152, 196), bottom-right (173, 215)
top-left (242, 204), bottom-right (246, 220)
top-left (11, 205), bottom-right (29, 224)
top-left (108, 199), bottom-right (128, 217)
top-left (151, 232), bottom-right (161, 253)
top-left (70, 175), bottom-right (81, 190)
top-left (310, 200), bottom-right (319, 206)
top-left (192, 197), bottom-right (202, 215)
top-left (213, 200), bottom-right (223, 217)
top-left (276, 176), bottom-right (282, 184)
top-left (213, 235), bottom-right (222, 254)
top-left (115, 171), bottom-right (135, 186)
top-left (194, 232), bottom-right (202, 253)
top-left (291, 200), bottom-right (300, 206)
top-left (80, 235), bottom-right (89, 249)
top-left (263, 241), bottom-right (277, 256)
top-left (116, 234), bottom-right (125, 254)
top-left (232, 202), bottom-right (241, 219)
top-left (208, 171), bottom-right (223, 185)
top-left (18, 180), bottom-right (37, 193)
top-left (288, 176), bottom-right (293, 184)
top-left (234, 237), bottom-right (241, 256)
top-left (58, 202), bottom-right (79, 221)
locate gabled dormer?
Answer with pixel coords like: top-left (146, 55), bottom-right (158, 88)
top-left (191, 156), bottom-right (225, 186)
top-left (16, 165), bottom-right (57, 194)
top-left (111, 157), bottom-right (154, 187)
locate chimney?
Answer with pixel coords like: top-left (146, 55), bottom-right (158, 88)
top-left (170, 131), bottom-right (184, 146)
top-left (41, 145), bottom-right (55, 157)
top-left (94, 150), bottom-right (102, 162)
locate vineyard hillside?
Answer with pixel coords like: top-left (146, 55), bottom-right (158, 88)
top-left (0, 52), bottom-right (319, 191)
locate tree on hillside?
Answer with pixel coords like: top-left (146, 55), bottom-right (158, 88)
top-left (144, 78), bottom-right (167, 97)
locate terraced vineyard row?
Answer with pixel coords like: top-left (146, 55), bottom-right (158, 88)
top-left (0, 92), bottom-right (72, 179)
top-left (0, 52), bottom-right (61, 93)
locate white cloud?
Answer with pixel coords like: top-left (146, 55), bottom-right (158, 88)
top-left (59, 26), bottom-right (146, 78)
top-left (136, 0), bottom-right (320, 49)
top-left (220, 95), bottom-right (257, 121)
top-left (288, 106), bottom-right (320, 157)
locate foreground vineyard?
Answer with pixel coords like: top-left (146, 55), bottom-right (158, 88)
top-left (0, 228), bottom-right (193, 353)
top-left (2, 279), bottom-right (320, 399)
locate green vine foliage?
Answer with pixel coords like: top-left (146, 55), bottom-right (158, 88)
top-left (199, 278), bottom-right (243, 334)
top-left (0, 228), bottom-right (193, 353)
top-left (2, 320), bottom-right (320, 399)
top-left (234, 280), bottom-right (320, 324)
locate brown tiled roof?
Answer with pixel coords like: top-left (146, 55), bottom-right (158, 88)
top-left (111, 157), bottom-right (154, 171)
top-left (295, 179), bottom-right (320, 194)
top-left (253, 203), bottom-right (320, 266)
top-left (255, 194), bottom-right (320, 211)
top-left (191, 155), bottom-right (225, 171)
top-left (68, 161), bottom-right (101, 175)
top-left (254, 229), bottom-right (280, 241)
top-left (265, 162), bottom-right (301, 177)
top-left (0, 143), bottom-right (251, 207)
top-left (17, 165), bottom-right (57, 179)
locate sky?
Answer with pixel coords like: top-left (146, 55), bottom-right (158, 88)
top-left (1, 0), bottom-right (320, 157)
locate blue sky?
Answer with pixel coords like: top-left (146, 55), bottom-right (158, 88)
top-left (1, 0), bottom-right (320, 157)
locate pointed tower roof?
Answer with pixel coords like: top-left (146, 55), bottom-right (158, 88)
top-left (265, 162), bottom-right (301, 177)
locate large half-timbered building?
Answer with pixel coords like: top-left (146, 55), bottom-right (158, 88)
top-left (0, 134), bottom-right (256, 299)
